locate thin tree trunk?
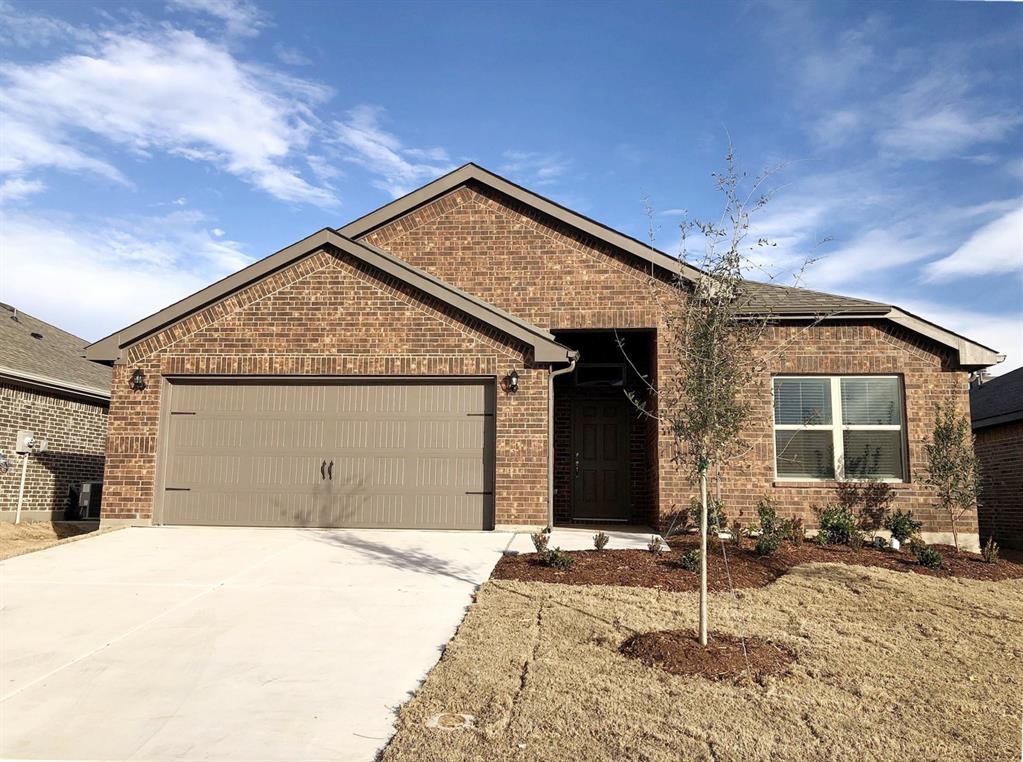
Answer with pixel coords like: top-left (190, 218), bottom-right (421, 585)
top-left (699, 464), bottom-right (708, 647)
top-left (950, 511), bottom-right (960, 552)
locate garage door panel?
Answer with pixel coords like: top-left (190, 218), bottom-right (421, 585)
top-left (160, 380), bottom-right (493, 529)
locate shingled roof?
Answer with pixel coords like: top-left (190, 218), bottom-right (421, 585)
top-left (971, 367), bottom-right (1023, 429)
top-left (0, 304), bottom-right (111, 400)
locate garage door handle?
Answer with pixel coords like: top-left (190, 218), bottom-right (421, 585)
top-left (328, 460), bottom-right (334, 480)
top-left (320, 460), bottom-right (327, 480)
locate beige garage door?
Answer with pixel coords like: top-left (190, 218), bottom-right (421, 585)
top-left (160, 380), bottom-right (495, 529)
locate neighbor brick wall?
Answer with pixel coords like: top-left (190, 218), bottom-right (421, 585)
top-left (0, 381), bottom-right (107, 516)
top-left (101, 248), bottom-right (550, 525)
top-left (365, 184), bottom-right (979, 537)
top-left (975, 420), bottom-right (1023, 549)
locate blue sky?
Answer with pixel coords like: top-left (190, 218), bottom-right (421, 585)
top-left (1, 0), bottom-right (1021, 371)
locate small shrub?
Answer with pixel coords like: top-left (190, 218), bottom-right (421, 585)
top-left (907, 534), bottom-right (928, 556)
top-left (540, 547), bottom-right (573, 570)
top-left (679, 548), bottom-right (701, 571)
top-left (848, 532), bottom-right (865, 551)
top-left (754, 495), bottom-right (779, 535)
top-left (815, 504), bottom-right (857, 545)
top-left (647, 536), bottom-right (664, 554)
top-left (755, 532), bottom-right (781, 557)
top-left (592, 531), bottom-right (610, 551)
top-left (531, 531), bottom-right (550, 553)
top-left (982, 537), bottom-right (1000, 564)
top-left (916, 545), bottom-right (943, 570)
top-left (883, 510), bottom-right (923, 543)
top-left (729, 520), bottom-right (744, 549)
top-left (780, 517), bottom-right (804, 546)
top-left (689, 497), bottom-right (728, 532)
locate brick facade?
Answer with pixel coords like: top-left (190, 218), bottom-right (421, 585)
top-left (0, 381), bottom-right (108, 517)
top-left (101, 181), bottom-right (982, 540)
top-left (364, 184), bottom-right (979, 540)
top-left (975, 420), bottom-right (1023, 549)
top-left (101, 248), bottom-right (551, 525)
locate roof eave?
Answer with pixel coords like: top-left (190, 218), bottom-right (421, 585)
top-left (0, 366), bottom-right (110, 402)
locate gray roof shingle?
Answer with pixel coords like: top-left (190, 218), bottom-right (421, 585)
top-left (0, 304), bottom-right (110, 398)
top-left (971, 367), bottom-right (1023, 428)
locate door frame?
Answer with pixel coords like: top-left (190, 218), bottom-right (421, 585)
top-left (568, 396), bottom-right (630, 522)
top-left (153, 375), bottom-right (497, 529)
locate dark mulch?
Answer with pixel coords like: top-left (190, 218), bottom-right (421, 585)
top-left (620, 629), bottom-right (796, 682)
top-left (491, 536), bottom-right (1023, 592)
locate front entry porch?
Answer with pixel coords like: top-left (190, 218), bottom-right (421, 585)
top-left (552, 329), bottom-right (658, 527)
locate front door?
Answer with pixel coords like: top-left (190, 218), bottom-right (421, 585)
top-left (571, 398), bottom-right (629, 521)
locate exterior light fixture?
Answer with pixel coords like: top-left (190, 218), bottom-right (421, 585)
top-left (130, 368), bottom-right (147, 392)
top-left (507, 369), bottom-right (519, 393)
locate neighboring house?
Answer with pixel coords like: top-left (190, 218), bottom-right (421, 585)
top-left (971, 368), bottom-right (1023, 550)
top-left (85, 164), bottom-right (1001, 549)
top-left (1, 305), bottom-right (110, 520)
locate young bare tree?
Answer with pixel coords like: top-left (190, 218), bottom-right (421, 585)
top-left (628, 148), bottom-right (789, 646)
top-left (922, 397), bottom-right (982, 552)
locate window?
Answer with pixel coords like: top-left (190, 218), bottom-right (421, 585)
top-left (773, 376), bottom-right (905, 481)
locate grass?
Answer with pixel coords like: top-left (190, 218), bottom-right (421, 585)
top-left (381, 563), bottom-right (1023, 761)
top-left (0, 521), bottom-right (116, 560)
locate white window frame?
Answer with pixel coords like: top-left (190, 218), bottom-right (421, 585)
top-left (772, 375), bottom-right (907, 483)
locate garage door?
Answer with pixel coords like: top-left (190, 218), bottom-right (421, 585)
top-left (160, 380), bottom-right (494, 529)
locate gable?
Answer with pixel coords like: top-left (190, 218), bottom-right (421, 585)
top-left (147, 249), bottom-right (529, 363)
top-left (361, 184), bottom-right (666, 331)
top-left (87, 229), bottom-right (572, 365)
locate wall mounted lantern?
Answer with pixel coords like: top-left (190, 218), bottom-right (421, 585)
top-left (505, 369), bottom-right (519, 393)
top-left (129, 368), bottom-right (147, 392)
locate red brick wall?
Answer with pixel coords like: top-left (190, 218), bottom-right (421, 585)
top-left (975, 420), bottom-right (1023, 548)
top-left (657, 320), bottom-right (976, 536)
top-left (365, 184), bottom-right (978, 537)
top-left (1, 381), bottom-right (107, 517)
top-left (101, 248), bottom-right (550, 525)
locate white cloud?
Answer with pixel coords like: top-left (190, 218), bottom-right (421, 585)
top-left (0, 208), bottom-right (251, 341)
top-left (925, 206), bottom-right (1023, 281)
top-left (1, 28), bottom-right (338, 207)
top-left (0, 0), bottom-right (98, 48)
top-left (273, 43), bottom-right (312, 66)
top-left (167, 0), bottom-right (268, 37)
top-left (332, 105), bottom-right (453, 197)
top-left (0, 177), bottom-right (45, 203)
top-left (500, 150), bottom-right (569, 187)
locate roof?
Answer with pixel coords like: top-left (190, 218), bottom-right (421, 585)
top-left (971, 367), bottom-right (1023, 429)
top-left (85, 162), bottom-right (1003, 371)
top-left (85, 230), bottom-right (575, 365)
top-left (339, 163), bottom-right (1002, 370)
top-left (0, 304), bottom-right (111, 401)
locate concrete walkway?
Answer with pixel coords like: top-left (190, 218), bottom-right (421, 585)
top-left (0, 526), bottom-right (514, 761)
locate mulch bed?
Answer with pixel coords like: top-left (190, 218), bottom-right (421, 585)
top-left (491, 536), bottom-right (1023, 592)
top-left (620, 629), bottom-right (796, 682)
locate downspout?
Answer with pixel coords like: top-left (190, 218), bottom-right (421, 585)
top-left (547, 350), bottom-right (580, 532)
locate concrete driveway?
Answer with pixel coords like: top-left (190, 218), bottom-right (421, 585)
top-left (0, 526), bottom-right (514, 761)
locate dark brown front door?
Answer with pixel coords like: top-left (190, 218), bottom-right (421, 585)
top-left (571, 399), bottom-right (629, 521)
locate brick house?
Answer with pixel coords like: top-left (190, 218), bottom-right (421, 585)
top-left (85, 164), bottom-right (1001, 549)
top-left (1, 305), bottom-right (110, 520)
top-left (971, 368), bottom-right (1023, 549)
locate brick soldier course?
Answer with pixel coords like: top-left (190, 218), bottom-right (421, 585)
top-left (87, 164), bottom-right (1002, 547)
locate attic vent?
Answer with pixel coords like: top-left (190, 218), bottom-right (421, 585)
top-left (30, 332), bottom-right (43, 340)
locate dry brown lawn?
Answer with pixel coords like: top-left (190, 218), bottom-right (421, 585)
top-left (0, 521), bottom-right (116, 560)
top-left (382, 563), bottom-right (1023, 762)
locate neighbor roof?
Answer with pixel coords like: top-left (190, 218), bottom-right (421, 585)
top-left (971, 367), bottom-right (1023, 429)
top-left (0, 304), bottom-right (111, 401)
top-left (339, 163), bottom-right (1002, 369)
top-left (85, 230), bottom-right (575, 365)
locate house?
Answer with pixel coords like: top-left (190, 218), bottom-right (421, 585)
top-left (85, 164), bottom-right (1001, 549)
top-left (1, 305), bottom-right (110, 520)
top-left (971, 368), bottom-right (1023, 549)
